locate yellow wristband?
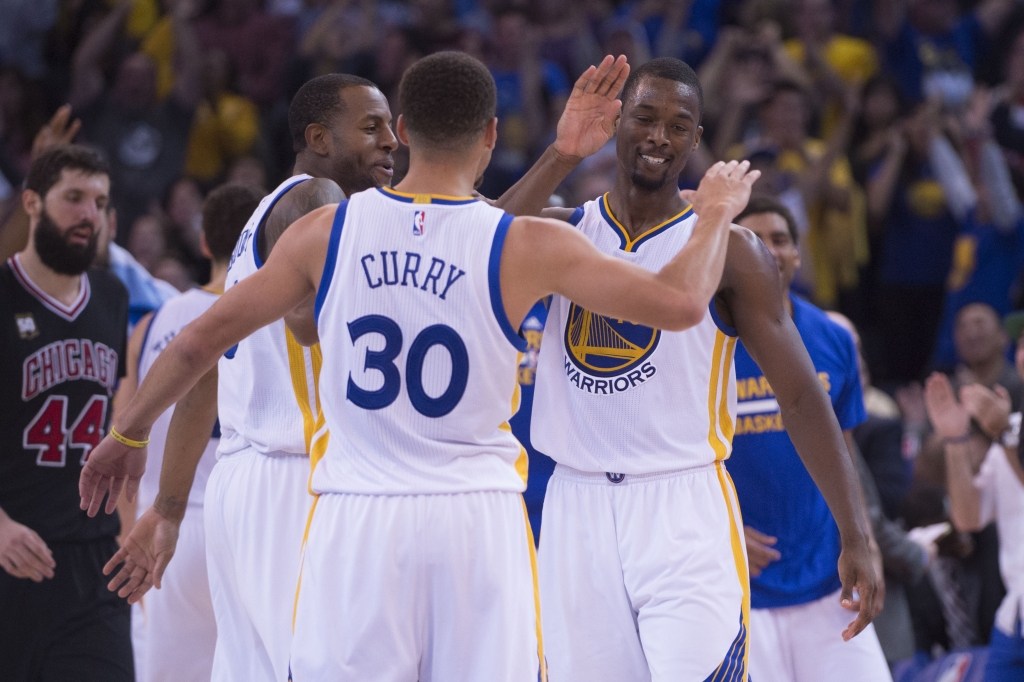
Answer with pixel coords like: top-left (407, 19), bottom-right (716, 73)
top-left (109, 426), bottom-right (149, 449)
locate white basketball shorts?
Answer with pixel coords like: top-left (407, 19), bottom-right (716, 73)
top-left (131, 506), bottom-right (216, 682)
top-left (539, 461), bottom-right (750, 682)
top-left (290, 490), bottom-right (543, 682)
top-left (204, 448), bottom-right (312, 682)
top-left (749, 588), bottom-right (892, 682)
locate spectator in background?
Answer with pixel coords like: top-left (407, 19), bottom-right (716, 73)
top-left (950, 304), bottom-right (1022, 411)
top-left (126, 215), bottom-right (167, 275)
top-left (226, 155), bottom-right (268, 190)
top-left (878, 0), bottom-right (1014, 105)
top-left (296, 0), bottom-right (377, 81)
top-left (727, 81), bottom-right (866, 308)
top-left (0, 67), bottom-right (48, 179)
top-left (162, 178), bottom-right (208, 282)
top-left (184, 50), bottom-right (261, 184)
top-left (193, 0), bottom-right (295, 108)
top-left (925, 367), bottom-right (1024, 679)
top-left (70, 0), bottom-right (202, 242)
top-left (867, 101), bottom-right (958, 384)
top-left (481, 8), bottom-right (570, 196)
top-left (0, 0), bottom-right (59, 79)
top-left (992, 26), bottom-right (1024, 197)
top-left (784, 0), bottom-right (878, 138)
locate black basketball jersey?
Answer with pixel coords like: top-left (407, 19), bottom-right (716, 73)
top-left (0, 257), bottom-right (129, 543)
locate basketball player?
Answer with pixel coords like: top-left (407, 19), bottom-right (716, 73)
top-left (0, 145), bottom-right (132, 680)
top-left (90, 74), bottom-right (397, 682)
top-left (118, 184), bottom-right (263, 682)
top-left (79, 51), bottom-right (758, 680)
top-left (728, 196), bottom-right (891, 681)
top-left (494, 57), bottom-right (879, 681)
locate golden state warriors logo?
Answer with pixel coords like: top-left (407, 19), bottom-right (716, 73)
top-left (563, 303), bottom-right (660, 394)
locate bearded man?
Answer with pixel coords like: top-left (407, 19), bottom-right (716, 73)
top-left (0, 144), bottom-right (133, 681)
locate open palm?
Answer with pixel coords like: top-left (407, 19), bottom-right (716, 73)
top-left (553, 55), bottom-right (630, 161)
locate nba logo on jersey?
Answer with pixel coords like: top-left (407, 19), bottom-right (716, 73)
top-left (413, 211), bottom-right (426, 236)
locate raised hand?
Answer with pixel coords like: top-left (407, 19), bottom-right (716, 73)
top-left (79, 435), bottom-right (147, 517)
top-left (923, 372), bottom-right (970, 440)
top-left (0, 513), bottom-right (55, 582)
top-left (31, 105), bottom-right (81, 161)
top-left (692, 160), bottom-right (761, 220)
top-left (104, 506), bottom-right (181, 603)
top-left (552, 55), bottom-right (630, 162)
top-left (959, 383), bottom-right (1011, 439)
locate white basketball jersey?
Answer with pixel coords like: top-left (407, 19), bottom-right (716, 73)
top-left (218, 175), bottom-right (323, 458)
top-left (311, 187), bottom-right (527, 495)
top-left (137, 287), bottom-right (220, 511)
top-left (532, 194), bottom-right (738, 475)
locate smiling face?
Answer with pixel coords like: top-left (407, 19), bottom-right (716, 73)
top-left (325, 86), bottom-right (398, 192)
top-left (617, 76), bottom-right (702, 192)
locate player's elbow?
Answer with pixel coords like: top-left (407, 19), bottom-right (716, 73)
top-left (659, 295), bottom-right (706, 332)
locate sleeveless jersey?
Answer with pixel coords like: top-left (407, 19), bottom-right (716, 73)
top-left (218, 175), bottom-right (323, 458)
top-left (311, 187), bottom-right (527, 495)
top-left (0, 257), bottom-right (128, 543)
top-left (532, 194), bottom-right (739, 475)
top-left (137, 288), bottom-right (220, 511)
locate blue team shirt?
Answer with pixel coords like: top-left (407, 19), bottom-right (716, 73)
top-left (727, 295), bottom-right (866, 609)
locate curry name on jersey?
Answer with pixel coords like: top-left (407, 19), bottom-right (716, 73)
top-left (0, 257), bottom-right (128, 542)
top-left (310, 187), bottom-right (528, 496)
top-left (532, 195), bottom-right (738, 476)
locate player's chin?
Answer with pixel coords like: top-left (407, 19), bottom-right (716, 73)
top-left (373, 166), bottom-right (395, 186)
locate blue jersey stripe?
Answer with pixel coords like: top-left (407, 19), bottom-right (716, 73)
top-left (488, 213), bottom-right (528, 352)
top-left (315, 200), bottom-right (349, 327)
top-left (252, 176), bottom-right (311, 269)
top-left (136, 304), bottom-right (162, 375)
top-left (709, 299), bottom-right (738, 337)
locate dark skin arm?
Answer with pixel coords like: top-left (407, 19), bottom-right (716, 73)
top-left (259, 177), bottom-right (346, 346)
top-left (715, 227), bottom-right (879, 640)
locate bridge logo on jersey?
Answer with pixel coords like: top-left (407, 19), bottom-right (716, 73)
top-left (562, 303), bottom-right (659, 394)
top-left (413, 210), bottom-right (425, 236)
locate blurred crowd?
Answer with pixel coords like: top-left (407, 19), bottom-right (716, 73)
top-left (2, 0), bottom-right (1024, 677)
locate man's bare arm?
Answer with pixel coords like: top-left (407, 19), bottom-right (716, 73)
top-left (502, 161), bottom-right (756, 331)
top-left (717, 228), bottom-right (877, 640)
top-left (113, 312), bottom-right (152, 539)
top-left (80, 206), bottom-right (336, 515)
top-left (495, 55), bottom-right (629, 218)
top-left (259, 178), bottom-right (346, 260)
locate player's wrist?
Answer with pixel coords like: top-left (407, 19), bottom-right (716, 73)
top-left (152, 495), bottom-right (187, 525)
top-left (548, 142), bottom-right (584, 168)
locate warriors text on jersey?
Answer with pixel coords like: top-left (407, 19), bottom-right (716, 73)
top-left (310, 187), bottom-right (528, 495)
top-left (218, 174), bottom-right (323, 458)
top-left (532, 194), bottom-right (739, 475)
top-left (0, 256), bottom-right (128, 542)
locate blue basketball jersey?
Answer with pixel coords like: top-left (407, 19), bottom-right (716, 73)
top-left (726, 294), bottom-right (866, 609)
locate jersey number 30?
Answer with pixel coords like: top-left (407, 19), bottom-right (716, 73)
top-left (347, 314), bottom-right (468, 418)
top-left (23, 395), bottom-right (108, 467)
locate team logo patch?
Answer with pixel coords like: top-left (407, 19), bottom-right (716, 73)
top-left (15, 313), bottom-right (38, 340)
top-left (562, 303), bottom-right (660, 394)
top-left (413, 210), bottom-right (426, 236)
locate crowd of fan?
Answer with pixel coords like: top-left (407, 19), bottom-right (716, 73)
top-left (1, 0), bottom-right (1023, 678)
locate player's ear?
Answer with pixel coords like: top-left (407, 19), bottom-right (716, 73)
top-left (107, 208), bottom-right (118, 242)
top-left (395, 115), bottom-right (411, 146)
top-left (483, 118), bottom-right (498, 151)
top-left (305, 123), bottom-right (331, 156)
top-left (200, 232), bottom-right (212, 260)
top-left (693, 125), bottom-right (703, 151)
top-left (22, 188), bottom-right (42, 220)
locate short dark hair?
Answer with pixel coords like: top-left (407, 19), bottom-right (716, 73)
top-left (735, 194), bottom-right (799, 244)
top-left (289, 74), bottom-right (378, 152)
top-left (621, 57), bottom-right (704, 121)
top-left (399, 52), bottom-right (497, 151)
top-left (201, 183), bottom-right (264, 262)
top-left (26, 144), bottom-right (110, 199)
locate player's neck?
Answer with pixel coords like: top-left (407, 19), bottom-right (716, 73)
top-left (14, 247), bottom-right (83, 307)
top-left (395, 154), bottom-right (479, 198)
top-left (783, 290), bottom-right (793, 317)
top-left (608, 176), bottom-right (689, 239)
top-left (205, 262), bottom-right (229, 295)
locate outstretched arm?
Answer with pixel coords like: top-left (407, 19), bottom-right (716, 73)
top-left (104, 366), bottom-right (219, 603)
top-left (717, 228), bottom-right (878, 640)
top-left (502, 161), bottom-right (757, 331)
top-left (495, 55), bottom-right (629, 218)
top-left (79, 205), bottom-right (336, 516)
